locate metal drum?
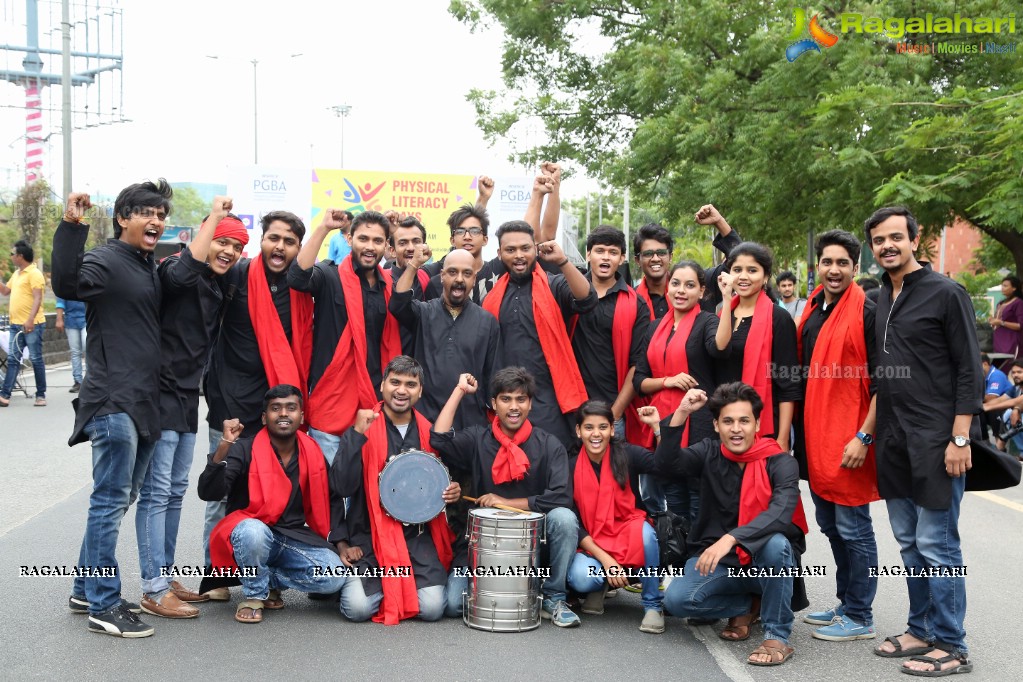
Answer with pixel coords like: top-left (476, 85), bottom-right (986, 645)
top-left (463, 508), bottom-right (545, 632)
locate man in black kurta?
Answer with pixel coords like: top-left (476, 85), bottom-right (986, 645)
top-left (866, 206), bottom-right (979, 675)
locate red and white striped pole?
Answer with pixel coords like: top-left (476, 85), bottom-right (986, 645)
top-left (25, 82), bottom-right (43, 183)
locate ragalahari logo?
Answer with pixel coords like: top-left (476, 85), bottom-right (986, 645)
top-left (787, 8), bottom-right (840, 61)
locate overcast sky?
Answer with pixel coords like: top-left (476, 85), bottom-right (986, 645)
top-left (0, 0), bottom-right (548, 200)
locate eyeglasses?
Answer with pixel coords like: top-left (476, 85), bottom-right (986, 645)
top-left (452, 227), bottom-right (484, 237)
top-left (640, 249), bottom-right (669, 259)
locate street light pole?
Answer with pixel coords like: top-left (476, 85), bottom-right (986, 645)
top-left (329, 104), bottom-right (352, 168)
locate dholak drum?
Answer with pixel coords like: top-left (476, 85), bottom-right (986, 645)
top-left (378, 450), bottom-right (450, 524)
top-left (463, 508), bottom-right (545, 632)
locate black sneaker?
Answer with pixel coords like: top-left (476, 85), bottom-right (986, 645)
top-left (70, 594), bottom-right (142, 614)
top-left (69, 382), bottom-right (81, 393)
top-left (87, 604), bottom-right (155, 638)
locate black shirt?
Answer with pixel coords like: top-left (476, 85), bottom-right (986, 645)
top-left (641, 230), bottom-right (741, 320)
top-left (570, 274), bottom-right (650, 405)
top-left (51, 222), bottom-right (162, 445)
top-left (389, 263), bottom-right (428, 353)
top-left (388, 291), bottom-right (499, 428)
top-left (157, 249), bottom-right (224, 433)
top-left (205, 259), bottom-right (294, 436)
top-left (575, 444), bottom-right (656, 545)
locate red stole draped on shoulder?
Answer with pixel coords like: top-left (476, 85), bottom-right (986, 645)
top-left (482, 264), bottom-right (587, 413)
top-left (724, 291), bottom-right (776, 436)
top-left (638, 306), bottom-right (701, 448)
top-left (247, 256), bottom-right (313, 396)
top-left (209, 429), bottom-right (330, 570)
top-left (305, 256), bottom-right (402, 434)
top-left (796, 284), bottom-right (878, 506)
top-left (573, 448), bottom-right (647, 567)
top-left (362, 405), bottom-right (454, 625)
top-left (719, 437), bottom-right (808, 565)
top-left (635, 279), bottom-right (656, 321)
top-left (607, 285), bottom-right (647, 444)
top-left (490, 417), bottom-right (532, 484)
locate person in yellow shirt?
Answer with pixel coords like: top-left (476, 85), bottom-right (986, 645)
top-left (0, 240), bottom-right (47, 406)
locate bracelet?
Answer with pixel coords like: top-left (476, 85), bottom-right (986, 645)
top-left (556, 259), bottom-right (569, 267)
top-left (221, 437), bottom-right (237, 444)
top-left (653, 430), bottom-right (661, 438)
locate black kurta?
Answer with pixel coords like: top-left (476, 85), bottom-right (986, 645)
top-left (205, 259), bottom-right (293, 436)
top-left (388, 291), bottom-right (499, 428)
top-left (874, 267), bottom-right (982, 509)
top-left (574, 444), bottom-right (656, 545)
top-left (329, 416), bottom-right (447, 594)
top-left (51, 221), bottom-right (162, 445)
top-left (389, 263), bottom-right (427, 353)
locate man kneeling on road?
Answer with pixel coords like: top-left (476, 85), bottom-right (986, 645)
top-left (657, 383), bottom-right (808, 666)
top-left (198, 385), bottom-right (347, 624)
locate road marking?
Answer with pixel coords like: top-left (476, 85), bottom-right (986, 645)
top-left (688, 623), bottom-right (756, 682)
top-left (969, 490), bottom-right (1023, 513)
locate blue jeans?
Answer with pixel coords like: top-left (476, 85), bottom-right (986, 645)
top-left (886, 475), bottom-right (968, 654)
top-left (308, 427), bottom-right (341, 466)
top-left (663, 533), bottom-right (796, 644)
top-left (72, 413), bottom-right (156, 613)
top-left (203, 427), bottom-right (226, 565)
top-left (136, 430), bottom-right (196, 595)
top-left (811, 490), bottom-right (877, 625)
top-left (230, 519), bottom-right (347, 600)
top-left (1, 323), bottom-right (46, 398)
top-left (340, 575), bottom-right (445, 622)
top-left (641, 475), bottom-right (700, 524)
top-left (444, 570), bottom-right (469, 618)
top-left (66, 326), bottom-right (85, 383)
top-left (568, 522), bottom-right (662, 610)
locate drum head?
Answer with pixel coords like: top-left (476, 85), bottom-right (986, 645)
top-left (379, 450), bottom-right (450, 524)
top-left (469, 508), bottom-right (544, 522)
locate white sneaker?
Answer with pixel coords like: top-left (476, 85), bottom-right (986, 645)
top-left (640, 609), bottom-right (665, 634)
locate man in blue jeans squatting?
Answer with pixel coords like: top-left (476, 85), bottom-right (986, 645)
top-left (51, 181), bottom-right (173, 638)
top-left (0, 239), bottom-right (47, 407)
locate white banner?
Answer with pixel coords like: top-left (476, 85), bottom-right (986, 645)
top-left (227, 166), bottom-right (313, 257)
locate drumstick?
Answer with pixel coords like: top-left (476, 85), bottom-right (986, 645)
top-left (462, 495), bottom-right (531, 514)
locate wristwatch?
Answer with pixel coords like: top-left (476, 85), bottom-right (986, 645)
top-left (856, 431), bottom-right (874, 446)
top-left (951, 435), bottom-right (970, 447)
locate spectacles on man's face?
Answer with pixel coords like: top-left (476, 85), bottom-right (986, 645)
top-left (640, 249), bottom-right (669, 259)
top-left (453, 227), bottom-right (484, 237)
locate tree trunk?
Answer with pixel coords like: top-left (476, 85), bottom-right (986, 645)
top-left (976, 223), bottom-right (1023, 276)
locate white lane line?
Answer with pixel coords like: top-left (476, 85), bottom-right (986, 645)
top-left (687, 622), bottom-right (757, 682)
top-left (969, 490), bottom-right (1023, 514)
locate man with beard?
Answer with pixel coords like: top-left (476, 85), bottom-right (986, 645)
top-left (388, 216), bottom-right (433, 303)
top-left (201, 210), bottom-right (311, 598)
top-left (136, 196), bottom-right (248, 619)
top-left (431, 368), bottom-right (581, 627)
top-left (866, 206), bottom-right (979, 676)
top-left (390, 246), bottom-right (499, 428)
top-left (198, 385), bottom-right (348, 624)
top-left (288, 210), bottom-right (402, 463)
top-left (331, 356), bottom-right (460, 624)
top-left (482, 220), bottom-right (596, 447)
top-left (52, 181), bottom-right (172, 638)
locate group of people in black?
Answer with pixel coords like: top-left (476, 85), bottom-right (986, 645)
top-left (52, 165), bottom-right (985, 677)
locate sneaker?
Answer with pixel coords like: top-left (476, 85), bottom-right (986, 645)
top-left (69, 382), bottom-right (81, 393)
top-left (580, 588), bottom-right (607, 615)
top-left (34, 396), bottom-right (46, 406)
top-left (803, 603), bottom-right (845, 625)
top-left (812, 615), bottom-right (876, 641)
top-left (87, 604), bottom-right (155, 638)
top-left (640, 609), bottom-right (666, 634)
top-left (69, 595), bottom-right (142, 614)
top-left (541, 598), bottom-right (581, 628)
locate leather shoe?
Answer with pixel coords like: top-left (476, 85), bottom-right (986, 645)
top-left (141, 592), bottom-right (199, 619)
top-left (170, 580), bottom-right (209, 603)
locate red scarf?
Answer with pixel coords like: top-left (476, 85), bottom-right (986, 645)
top-left (247, 256), bottom-right (313, 396)
top-left (573, 447), bottom-right (648, 566)
top-left (482, 264), bottom-right (587, 413)
top-left (635, 278), bottom-right (657, 321)
top-left (306, 256), bottom-right (403, 434)
top-left (724, 290), bottom-right (777, 436)
top-left (639, 306), bottom-right (701, 448)
top-left (362, 404), bottom-right (454, 625)
top-left (490, 416), bottom-right (532, 484)
top-left (797, 284), bottom-right (878, 506)
top-left (719, 437), bottom-right (808, 565)
top-left (209, 429), bottom-right (331, 570)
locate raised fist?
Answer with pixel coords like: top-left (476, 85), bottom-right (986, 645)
top-left (353, 409), bottom-right (378, 434)
top-left (222, 418), bottom-right (244, 442)
top-left (65, 192), bottom-right (92, 224)
top-left (212, 195), bottom-right (233, 216)
top-left (477, 175), bottom-right (495, 201)
top-left (457, 373), bottom-right (478, 395)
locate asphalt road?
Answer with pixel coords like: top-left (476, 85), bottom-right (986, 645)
top-left (2, 363), bottom-right (1020, 681)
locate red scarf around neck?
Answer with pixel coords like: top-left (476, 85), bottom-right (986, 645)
top-left (209, 428), bottom-right (331, 570)
top-left (639, 305), bottom-right (701, 448)
top-left (482, 263), bottom-right (587, 413)
top-left (725, 290), bottom-right (777, 436)
top-left (719, 436), bottom-right (808, 565)
top-left (361, 404), bottom-right (454, 625)
top-left (573, 447), bottom-right (648, 566)
top-left (490, 416), bottom-right (533, 485)
top-left (306, 255), bottom-right (402, 434)
top-left (247, 256), bottom-right (313, 397)
top-left (796, 284), bottom-right (878, 506)
top-left (635, 278), bottom-right (657, 321)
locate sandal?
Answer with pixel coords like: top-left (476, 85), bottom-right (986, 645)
top-left (748, 639), bottom-right (795, 666)
top-left (235, 599), bottom-right (264, 624)
top-left (875, 633), bottom-right (935, 658)
top-left (719, 596), bottom-right (761, 641)
top-left (263, 589), bottom-right (285, 610)
top-left (901, 653), bottom-right (973, 677)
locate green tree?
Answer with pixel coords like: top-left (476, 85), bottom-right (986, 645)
top-left (168, 186), bottom-right (209, 229)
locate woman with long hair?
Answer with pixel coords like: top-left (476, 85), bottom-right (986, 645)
top-left (566, 400), bottom-right (665, 634)
top-left (715, 242), bottom-right (801, 451)
top-left (990, 275), bottom-right (1023, 369)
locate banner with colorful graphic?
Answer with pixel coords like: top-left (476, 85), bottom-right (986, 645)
top-left (311, 169), bottom-right (477, 261)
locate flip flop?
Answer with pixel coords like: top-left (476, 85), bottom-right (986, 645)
top-left (720, 611), bottom-right (760, 641)
top-left (263, 589), bottom-right (285, 610)
top-left (875, 634), bottom-right (935, 658)
top-left (748, 639), bottom-right (794, 666)
top-left (235, 599), bottom-right (264, 624)
top-left (901, 653), bottom-right (973, 677)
